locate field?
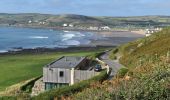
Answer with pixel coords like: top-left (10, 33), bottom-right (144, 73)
top-left (0, 50), bottom-right (103, 92)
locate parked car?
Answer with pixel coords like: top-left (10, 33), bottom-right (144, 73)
top-left (94, 64), bottom-right (102, 72)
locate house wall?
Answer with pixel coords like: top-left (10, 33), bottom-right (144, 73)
top-left (74, 70), bottom-right (99, 83)
top-left (43, 68), bottom-right (71, 84)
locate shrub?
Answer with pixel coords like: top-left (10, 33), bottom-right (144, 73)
top-left (117, 67), bottom-right (129, 77)
top-left (112, 48), bottom-right (119, 54)
top-left (109, 48), bottom-right (119, 60)
top-left (0, 96), bottom-right (17, 100)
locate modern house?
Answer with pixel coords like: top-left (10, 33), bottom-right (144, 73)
top-left (43, 56), bottom-right (98, 90)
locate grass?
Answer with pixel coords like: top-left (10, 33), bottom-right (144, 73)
top-left (0, 50), bottom-right (104, 92)
top-left (119, 27), bottom-right (170, 68)
top-left (70, 28), bottom-right (170, 100)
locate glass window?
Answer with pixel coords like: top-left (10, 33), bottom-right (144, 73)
top-left (59, 71), bottom-right (64, 77)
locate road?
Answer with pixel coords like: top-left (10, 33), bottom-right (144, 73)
top-left (100, 51), bottom-right (123, 79)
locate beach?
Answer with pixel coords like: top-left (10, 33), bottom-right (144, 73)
top-left (0, 26), bottom-right (144, 54)
top-left (89, 31), bottom-right (144, 46)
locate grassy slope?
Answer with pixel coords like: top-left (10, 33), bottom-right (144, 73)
top-left (119, 27), bottom-right (170, 68)
top-left (0, 51), bottom-right (102, 92)
top-left (71, 28), bottom-right (170, 100)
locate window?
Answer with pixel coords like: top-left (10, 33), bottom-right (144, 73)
top-left (59, 71), bottom-right (64, 77)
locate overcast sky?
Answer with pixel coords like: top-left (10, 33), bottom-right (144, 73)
top-left (0, 0), bottom-right (170, 16)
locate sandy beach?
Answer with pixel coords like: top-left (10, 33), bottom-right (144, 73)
top-left (88, 31), bottom-right (145, 46)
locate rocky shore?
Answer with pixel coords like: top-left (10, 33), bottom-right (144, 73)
top-left (0, 46), bottom-right (114, 55)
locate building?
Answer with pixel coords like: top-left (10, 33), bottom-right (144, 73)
top-left (39, 21), bottom-right (46, 25)
top-left (69, 24), bottom-right (74, 27)
top-left (63, 23), bottom-right (68, 27)
top-left (28, 20), bottom-right (32, 24)
top-left (43, 56), bottom-right (98, 90)
top-left (100, 26), bottom-right (111, 30)
top-left (145, 28), bottom-right (162, 37)
top-left (89, 26), bottom-right (99, 30)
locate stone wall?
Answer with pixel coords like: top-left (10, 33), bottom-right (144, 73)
top-left (31, 78), bottom-right (45, 96)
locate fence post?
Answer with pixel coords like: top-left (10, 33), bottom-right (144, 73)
top-left (71, 68), bottom-right (75, 85)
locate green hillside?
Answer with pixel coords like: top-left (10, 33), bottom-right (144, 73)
top-left (0, 13), bottom-right (170, 28)
top-left (70, 28), bottom-right (170, 99)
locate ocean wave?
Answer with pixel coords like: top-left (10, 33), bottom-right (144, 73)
top-left (75, 32), bottom-right (85, 37)
top-left (29, 36), bottom-right (49, 39)
top-left (62, 34), bottom-right (75, 41)
top-left (64, 31), bottom-right (69, 33)
top-left (0, 50), bottom-right (8, 53)
top-left (64, 40), bottom-right (80, 45)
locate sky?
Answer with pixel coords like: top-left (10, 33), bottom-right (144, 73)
top-left (0, 0), bottom-right (170, 16)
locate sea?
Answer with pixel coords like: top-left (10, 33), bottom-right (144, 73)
top-left (0, 27), bottom-right (103, 53)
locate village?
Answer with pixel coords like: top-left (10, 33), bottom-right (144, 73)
top-left (27, 20), bottom-right (163, 36)
top-left (145, 27), bottom-right (162, 37)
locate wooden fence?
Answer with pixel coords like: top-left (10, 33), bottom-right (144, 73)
top-left (74, 70), bottom-right (99, 83)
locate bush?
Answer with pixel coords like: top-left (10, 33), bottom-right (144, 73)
top-left (109, 48), bottom-right (119, 60)
top-left (118, 67), bottom-right (129, 77)
top-left (112, 48), bottom-right (119, 54)
top-left (0, 96), bottom-right (17, 100)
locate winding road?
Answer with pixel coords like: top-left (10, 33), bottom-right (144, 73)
top-left (100, 51), bottom-right (123, 79)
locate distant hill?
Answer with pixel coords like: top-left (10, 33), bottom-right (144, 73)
top-left (0, 13), bottom-right (107, 27)
top-left (0, 13), bottom-right (170, 28)
top-left (46, 14), bottom-right (107, 27)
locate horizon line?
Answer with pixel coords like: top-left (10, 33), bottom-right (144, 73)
top-left (0, 12), bottom-right (170, 17)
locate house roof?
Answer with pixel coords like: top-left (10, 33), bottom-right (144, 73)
top-left (45, 56), bottom-right (86, 69)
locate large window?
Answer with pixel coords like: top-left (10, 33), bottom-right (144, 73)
top-left (59, 71), bottom-right (64, 77)
top-left (45, 83), bottom-right (68, 90)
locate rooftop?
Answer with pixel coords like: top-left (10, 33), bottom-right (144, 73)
top-left (45, 56), bottom-right (86, 69)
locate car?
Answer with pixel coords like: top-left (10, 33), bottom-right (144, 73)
top-left (94, 64), bottom-right (102, 72)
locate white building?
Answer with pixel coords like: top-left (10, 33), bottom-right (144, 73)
top-left (63, 23), bottom-right (68, 27)
top-left (28, 20), bottom-right (32, 24)
top-left (69, 24), bottom-right (74, 27)
top-left (100, 26), bottom-right (111, 30)
top-left (39, 22), bottom-right (46, 25)
top-left (89, 26), bottom-right (99, 30)
top-left (145, 28), bottom-right (162, 37)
